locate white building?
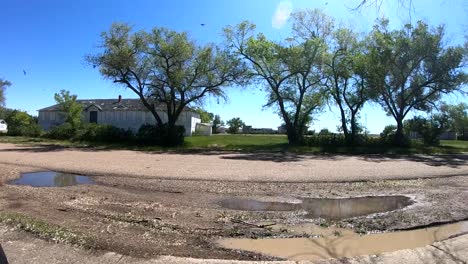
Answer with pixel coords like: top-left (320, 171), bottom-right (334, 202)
top-left (38, 96), bottom-right (201, 136)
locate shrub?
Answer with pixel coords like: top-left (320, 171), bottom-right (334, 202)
top-left (136, 124), bottom-right (185, 146)
top-left (303, 134), bottom-right (346, 147)
top-left (420, 121), bottom-right (442, 146)
top-left (74, 123), bottom-right (133, 143)
top-left (380, 125), bottom-right (397, 143)
top-left (4, 110), bottom-right (43, 137)
top-left (7, 124), bottom-right (43, 137)
top-left (44, 123), bottom-right (75, 140)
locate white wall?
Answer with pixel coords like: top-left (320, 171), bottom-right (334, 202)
top-left (39, 109), bottom-right (201, 136)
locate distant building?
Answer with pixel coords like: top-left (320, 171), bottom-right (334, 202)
top-left (216, 126), bottom-right (227, 134)
top-left (277, 125), bottom-right (287, 134)
top-left (38, 96), bottom-right (201, 136)
top-left (195, 123), bottom-right (212, 136)
top-left (409, 130), bottom-right (457, 140)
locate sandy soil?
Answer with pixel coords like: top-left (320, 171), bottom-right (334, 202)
top-left (0, 143), bottom-right (467, 261)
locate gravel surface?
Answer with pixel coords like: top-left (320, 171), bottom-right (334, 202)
top-left (0, 143), bottom-right (466, 182)
top-left (1, 142), bottom-right (467, 263)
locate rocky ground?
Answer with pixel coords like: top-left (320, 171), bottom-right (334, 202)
top-left (0, 143), bottom-right (467, 261)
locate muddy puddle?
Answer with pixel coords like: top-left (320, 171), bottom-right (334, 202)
top-left (220, 195), bottom-right (413, 220)
top-left (217, 221), bottom-right (468, 261)
top-left (9, 171), bottom-right (94, 187)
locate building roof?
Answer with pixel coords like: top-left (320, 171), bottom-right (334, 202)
top-left (38, 99), bottom-right (196, 112)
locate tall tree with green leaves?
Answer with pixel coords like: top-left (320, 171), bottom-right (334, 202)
top-left (224, 11), bottom-right (328, 145)
top-left (323, 27), bottom-right (373, 144)
top-left (433, 102), bottom-right (468, 135)
top-left (54, 90), bottom-right (83, 130)
top-left (87, 23), bottom-right (246, 145)
top-left (0, 78), bottom-right (11, 106)
top-left (367, 20), bottom-right (467, 145)
top-left (195, 108), bottom-right (214, 123)
top-left (212, 114), bottom-right (224, 133)
top-left (226, 117), bottom-right (244, 134)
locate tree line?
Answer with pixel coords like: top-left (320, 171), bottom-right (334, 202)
top-left (86, 8), bottom-right (467, 146)
top-left (1, 8), bottom-right (466, 147)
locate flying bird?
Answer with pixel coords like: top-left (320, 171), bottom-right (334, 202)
top-left (201, 23), bottom-right (205, 26)
top-left (23, 70), bottom-right (27, 75)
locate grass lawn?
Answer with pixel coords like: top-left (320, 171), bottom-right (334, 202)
top-left (184, 134), bottom-right (288, 151)
top-left (439, 140), bottom-right (468, 151)
top-left (0, 134), bottom-right (467, 154)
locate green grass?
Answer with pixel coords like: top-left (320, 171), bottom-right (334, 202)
top-left (439, 140), bottom-right (468, 151)
top-left (0, 212), bottom-right (96, 249)
top-left (0, 134), bottom-right (467, 154)
top-left (184, 134), bottom-right (289, 151)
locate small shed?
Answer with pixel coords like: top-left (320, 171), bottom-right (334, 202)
top-left (195, 123), bottom-right (212, 136)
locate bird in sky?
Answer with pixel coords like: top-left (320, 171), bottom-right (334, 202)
top-left (201, 23), bottom-right (205, 26)
top-left (23, 70), bottom-right (27, 75)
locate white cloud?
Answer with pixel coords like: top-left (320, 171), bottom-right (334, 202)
top-left (272, 1), bottom-right (293, 29)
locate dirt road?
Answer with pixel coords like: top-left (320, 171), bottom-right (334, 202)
top-left (0, 142), bottom-right (467, 263)
top-left (0, 143), bottom-right (466, 182)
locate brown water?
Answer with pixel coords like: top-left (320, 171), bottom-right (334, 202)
top-left (219, 195), bottom-right (413, 220)
top-left (217, 221), bottom-right (468, 261)
top-left (9, 171), bottom-right (95, 187)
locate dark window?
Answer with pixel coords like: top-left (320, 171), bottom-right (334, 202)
top-left (89, 111), bottom-right (98, 123)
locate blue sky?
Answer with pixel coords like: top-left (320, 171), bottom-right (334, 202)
top-left (0, 0), bottom-right (466, 133)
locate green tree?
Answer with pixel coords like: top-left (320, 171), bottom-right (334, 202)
top-left (54, 90), bottom-right (83, 131)
top-left (367, 20), bottom-right (467, 145)
top-left (0, 78), bottom-right (11, 106)
top-left (323, 27), bottom-right (374, 145)
top-left (87, 23), bottom-right (246, 145)
top-left (226, 117), bottom-right (244, 134)
top-left (0, 107), bottom-right (14, 120)
top-left (195, 108), bottom-right (214, 123)
top-left (5, 110), bottom-right (42, 137)
top-left (212, 115), bottom-right (224, 134)
top-left (224, 11), bottom-right (328, 145)
top-left (404, 116), bottom-right (443, 145)
top-left (433, 102), bottom-right (468, 135)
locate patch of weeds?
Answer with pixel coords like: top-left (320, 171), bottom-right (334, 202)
top-left (0, 212), bottom-right (96, 249)
top-left (333, 230), bottom-right (342, 237)
top-left (228, 226), bottom-right (245, 237)
top-left (354, 223), bottom-right (368, 235)
top-left (319, 221), bottom-right (329, 228)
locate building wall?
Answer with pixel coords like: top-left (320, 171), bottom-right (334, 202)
top-left (38, 109), bottom-right (200, 136)
top-left (195, 123), bottom-right (212, 136)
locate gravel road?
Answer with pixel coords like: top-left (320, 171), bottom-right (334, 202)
top-left (0, 143), bottom-right (466, 182)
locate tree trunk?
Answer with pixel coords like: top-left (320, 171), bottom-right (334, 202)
top-left (395, 118), bottom-right (405, 146)
top-left (338, 107), bottom-right (351, 145)
top-left (349, 113), bottom-right (357, 146)
top-left (165, 115), bottom-right (183, 146)
top-left (286, 124), bottom-right (303, 145)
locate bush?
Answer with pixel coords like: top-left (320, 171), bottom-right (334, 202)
top-left (7, 124), bottom-right (43, 137)
top-left (380, 125), bottom-right (397, 144)
top-left (74, 123), bottom-right (134, 143)
top-left (136, 124), bottom-right (185, 146)
top-left (420, 122), bottom-right (442, 146)
top-left (44, 123), bottom-right (75, 140)
top-left (304, 134), bottom-right (346, 147)
top-left (4, 110), bottom-right (43, 137)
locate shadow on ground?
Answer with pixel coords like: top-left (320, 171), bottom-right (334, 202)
top-left (359, 154), bottom-right (468, 168)
top-left (0, 143), bottom-right (466, 168)
top-left (219, 153), bottom-right (346, 163)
